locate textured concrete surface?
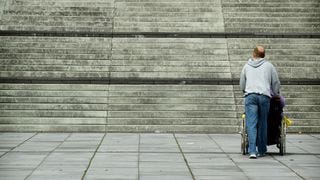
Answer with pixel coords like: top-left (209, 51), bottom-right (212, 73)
top-left (1, 37), bottom-right (319, 81)
top-left (222, 0), bottom-right (320, 33)
top-left (1, 84), bottom-right (319, 133)
top-left (1, 0), bottom-right (319, 33)
top-left (227, 38), bottom-right (320, 80)
top-left (0, 133), bottom-right (319, 180)
top-left (0, 0), bottom-right (319, 134)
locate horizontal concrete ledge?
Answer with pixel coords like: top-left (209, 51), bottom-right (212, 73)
top-left (1, 30), bottom-right (320, 38)
top-left (1, 78), bottom-right (319, 85)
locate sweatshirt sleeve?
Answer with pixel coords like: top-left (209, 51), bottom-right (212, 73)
top-left (239, 65), bottom-right (246, 93)
top-left (271, 66), bottom-right (281, 96)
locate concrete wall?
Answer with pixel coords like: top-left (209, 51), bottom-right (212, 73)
top-left (1, 0), bottom-right (319, 33)
top-left (0, 0), bottom-right (114, 32)
top-left (1, 84), bottom-right (319, 133)
top-left (0, 0), bottom-right (319, 133)
top-left (227, 38), bottom-right (320, 80)
top-left (0, 36), bottom-right (319, 133)
top-left (1, 37), bottom-right (319, 82)
top-left (222, 0), bottom-right (320, 33)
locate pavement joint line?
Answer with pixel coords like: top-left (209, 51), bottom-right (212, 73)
top-left (0, 132), bottom-right (38, 159)
top-left (207, 134), bottom-right (250, 179)
top-left (81, 133), bottom-right (106, 180)
top-left (23, 133), bottom-right (71, 180)
top-left (303, 134), bottom-right (320, 159)
top-left (173, 133), bottom-right (196, 180)
top-left (270, 154), bottom-right (306, 180)
top-left (287, 139), bottom-right (311, 154)
top-left (309, 134), bottom-right (320, 140)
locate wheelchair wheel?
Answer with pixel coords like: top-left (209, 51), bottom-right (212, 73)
top-left (279, 118), bottom-right (286, 156)
top-left (241, 114), bottom-right (248, 155)
top-left (241, 133), bottom-right (247, 155)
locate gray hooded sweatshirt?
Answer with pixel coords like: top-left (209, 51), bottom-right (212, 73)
top-left (240, 58), bottom-right (280, 97)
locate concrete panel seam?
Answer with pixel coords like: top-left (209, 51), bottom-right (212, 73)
top-left (81, 133), bottom-right (106, 180)
top-left (0, 132), bottom-right (37, 159)
top-left (24, 133), bottom-right (71, 179)
top-left (173, 133), bottom-right (196, 180)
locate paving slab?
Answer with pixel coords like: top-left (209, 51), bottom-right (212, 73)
top-left (26, 170), bottom-right (84, 180)
top-left (0, 152), bottom-right (48, 179)
top-left (311, 134), bottom-right (320, 139)
top-left (56, 141), bottom-right (101, 152)
top-left (0, 170), bottom-right (32, 180)
top-left (273, 154), bottom-right (320, 180)
top-left (0, 133), bottom-right (36, 152)
top-left (139, 161), bottom-right (189, 174)
top-left (0, 133), bottom-right (319, 180)
top-left (208, 134), bottom-right (239, 153)
top-left (98, 133), bottom-right (139, 152)
top-left (186, 154), bottom-right (234, 167)
top-left (30, 133), bottom-right (70, 142)
top-left (287, 134), bottom-right (320, 154)
top-left (90, 153), bottom-right (138, 168)
top-left (0, 133), bottom-right (36, 141)
top-left (140, 134), bottom-right (180, 153)
top-left (0, 142), bottom-right (20, 152)
top-left (66, 133), bottom-right (104, 141)
top-left (176, 134), bottom-right (223, 153)
top-left (39, 152), bottom-right (93, 169)
top-left (140, 153), bottom-right (184, 163)
top-left (0, 152), bottom-right (47, 169)
top-left (194, 175), bottom-right (249, 180)
top-left (85, 167), bottom-right (138, 180)
top-left (12, 141), bottom-right (61, 152)
top-left (140, 175), bottom-right (193, 180)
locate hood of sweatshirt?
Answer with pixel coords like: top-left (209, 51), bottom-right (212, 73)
top-left (247, 58), bottom-right (265, 68)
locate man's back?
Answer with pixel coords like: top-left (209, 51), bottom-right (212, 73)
top-left (240, 58), bottom-right (280, 97)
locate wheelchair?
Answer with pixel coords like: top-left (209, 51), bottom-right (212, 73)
top-left (241, 96), bottom-right (287, 156)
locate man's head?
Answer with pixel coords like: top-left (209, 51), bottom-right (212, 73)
top-left (253, 46), bottom-right (265, 58)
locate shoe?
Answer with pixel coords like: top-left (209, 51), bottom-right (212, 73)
top-left (257, 153), bottom-right (266, 157)
top-left (249, 154), bottom-right (257, 159)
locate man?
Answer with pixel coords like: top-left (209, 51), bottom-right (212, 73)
top-left (240, 46), bottom-right (280, 159)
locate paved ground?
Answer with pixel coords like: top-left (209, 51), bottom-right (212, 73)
top-left (0, 133), bottom-right (319, 180)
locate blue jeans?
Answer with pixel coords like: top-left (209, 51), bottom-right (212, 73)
top-left (245, 94), bottom-right (270, 155)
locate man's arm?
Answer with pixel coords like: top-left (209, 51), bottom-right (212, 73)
top-left (239, 66), bottom-right (246, 93)
top-left (271, 66), bottom-right (281, 96)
